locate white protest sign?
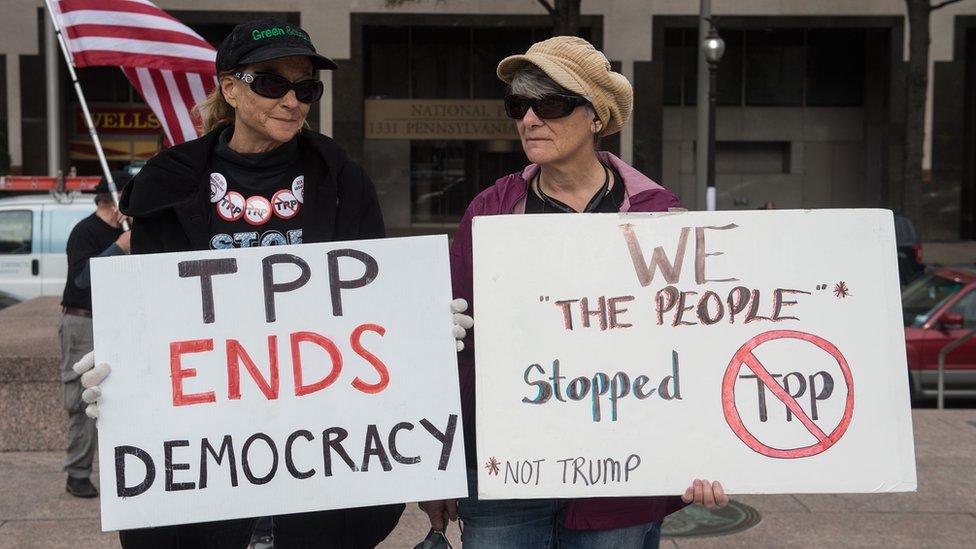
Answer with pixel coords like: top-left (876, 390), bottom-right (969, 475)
top-left (473, 210), bottom-right (916, 499)
top-left (91, 236), bottom-right (466, 531)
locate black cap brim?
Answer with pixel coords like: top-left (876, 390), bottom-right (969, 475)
top-left (238, 46), bottom-right (338, 71)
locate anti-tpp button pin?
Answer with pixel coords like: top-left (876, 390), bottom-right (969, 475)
top-left (244, 195), bottom-right (273, 226)
top-left (291, 175), bottom-right (305, 204)
top-left (273, 189), bottom-right (300, 220)
top-left (209, 172), bottom-right (228, 203)
top-left (216, 191), bottom-right (245, 222)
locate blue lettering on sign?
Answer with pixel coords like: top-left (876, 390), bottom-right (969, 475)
top-left (521, 351), bottom-right (682, 422)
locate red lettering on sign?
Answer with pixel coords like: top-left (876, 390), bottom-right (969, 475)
top-left (169, 339), bottom-right (216, 407)
top-left (290, 331), bottom-right (343, 396)
top-left (226, 336), bottom-right (280, 400)
top-left (350, 323), bottom-right (389, 394)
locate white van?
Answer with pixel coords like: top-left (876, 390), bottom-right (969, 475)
top-left (0, 193), bottom-right (97, 303)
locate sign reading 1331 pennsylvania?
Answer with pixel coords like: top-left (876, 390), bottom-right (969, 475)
top-left (473, 210), bottom-right (916, 499)
top-left (90, 236), bottom-right (466, 531)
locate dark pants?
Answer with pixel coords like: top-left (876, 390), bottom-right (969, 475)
top-left (273, 505), bottom-right (405, 548)
top-left (118, 504), bottom-right (404, 548)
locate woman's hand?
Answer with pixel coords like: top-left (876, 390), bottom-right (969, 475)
top-left (451, 299), bottom-right (474, 352)
top-left (72, 351), bottom-right (111, 419)
top-left (681, 479), bottom-right (728, 509)
top-left (419, 499), bottom-right (458, 532)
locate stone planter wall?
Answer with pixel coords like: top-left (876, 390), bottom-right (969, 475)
top-left (0, 297), bottom-right (67, 451)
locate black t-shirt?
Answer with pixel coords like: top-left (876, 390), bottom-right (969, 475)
top-left (208, 128), bottom-right (305, 249)
top-left (61, 213), bottom-right (124, 310)
top-left (524, 164), bottom-right (625, 214)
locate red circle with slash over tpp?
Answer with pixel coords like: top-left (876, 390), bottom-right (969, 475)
top-left (721, 330), bottom-right (854, 459)
top-left (216, 191), bottom-right (245, 222)
top-left (244, 195), bottom-right (273, 226)
top-left (272, 189), bottom-right (300, 220)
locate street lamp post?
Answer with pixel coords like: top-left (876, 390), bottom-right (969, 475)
top-left (703, 23), bottom-right (725, 211)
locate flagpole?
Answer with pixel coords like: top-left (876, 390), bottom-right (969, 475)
top-left (45, 12), bottom-right (60, 177)
top-left (44, 0), bottom-right (128, 230)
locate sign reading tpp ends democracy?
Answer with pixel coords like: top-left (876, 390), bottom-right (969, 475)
top-left (90, 236), bottom-right (466, 531)
top-left (473, 210), bottom-right (916, 499)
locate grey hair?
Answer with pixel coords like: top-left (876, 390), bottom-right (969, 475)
top-left (509, 66), bottom-right (569, 98)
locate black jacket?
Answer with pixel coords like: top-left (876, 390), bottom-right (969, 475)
top-left (120, 124), bottom-right (384, 254)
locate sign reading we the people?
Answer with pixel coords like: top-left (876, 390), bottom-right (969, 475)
top-left (90, 236), bottom-right (466, 531)
top-left (473, 210), bottom-right (917, 499)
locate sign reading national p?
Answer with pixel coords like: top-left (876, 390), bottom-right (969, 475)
top-left (91, 236), bottom-right (466, 531)
top-left (473, 210), bottom-right (916, 499)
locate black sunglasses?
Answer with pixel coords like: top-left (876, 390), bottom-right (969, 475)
top-left (504, 93), bottom-right (590, 120)
top-left (233, 72), bottom-right (324, 103)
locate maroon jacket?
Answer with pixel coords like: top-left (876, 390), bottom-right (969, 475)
top-left (449, 151), bottom-right (688, 530)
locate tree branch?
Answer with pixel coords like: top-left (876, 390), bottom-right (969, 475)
top-left (932, 0), bottom-right (969, 11)
top-left (536, 0), bottom-right (557, 18)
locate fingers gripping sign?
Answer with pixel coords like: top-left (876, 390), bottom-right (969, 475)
top-left (681, 479), bottom-right (729, 510)
top-left (73, 350), bottom-right (111, 419)
top-left (451, 298), bottom-right (473, 352)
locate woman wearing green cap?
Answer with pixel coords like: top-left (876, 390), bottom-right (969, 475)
top-left (420, 36), bottom-right (728, 549)
top-left (72, 17), bottom-right (471, 549)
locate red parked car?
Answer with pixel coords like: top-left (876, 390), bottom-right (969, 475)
top-left (902, 267), bottom-right (976, 401)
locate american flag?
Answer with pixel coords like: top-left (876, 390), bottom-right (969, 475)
top-left (49, 0), bottom-right (218, 146)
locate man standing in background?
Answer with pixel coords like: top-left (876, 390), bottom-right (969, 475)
top-left (59, 172), bottom-right (131, 498)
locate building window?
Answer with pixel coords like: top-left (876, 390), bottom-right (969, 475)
top-left (717, 30), bottom-right (744, 106)
top-left (663, 26), bottom-right (864, 108)
top-left (410, 141), bottom-right (526, 224)
top-left (76, 67), bottom-right (135, 103)
top-left (662, 29), bottom-right (685, 106)
top-left (744, 29), bottom-right (805, 106)
top-left (411, 141), bottom-right (468, 224)
top-left (365, 27), bottom-right (409, 98)
top-left (365, 25), bottom-right (568, 99)
top-left (805, 29), bottom-right (865, 106)
top-left (412, 27), bottom-right (472, 99)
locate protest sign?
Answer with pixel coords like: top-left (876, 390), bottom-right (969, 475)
top-left (473, 210), bottom-right (916, 499)
top-left (90, 236), bottom-right (465, 531)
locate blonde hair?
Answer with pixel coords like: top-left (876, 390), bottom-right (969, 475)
top-left (193, 72), bottom-right (236, 134)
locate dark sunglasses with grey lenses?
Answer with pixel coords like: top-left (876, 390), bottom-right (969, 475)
top-left (504, 93), bottom-right (590, 120)
top-left (233, 72), bottom-right (324, 103)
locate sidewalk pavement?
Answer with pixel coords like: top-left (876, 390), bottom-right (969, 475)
top-left (0, 449), bottom-right (458, 548)
top-left (1, 409), bottom-right (974, 548)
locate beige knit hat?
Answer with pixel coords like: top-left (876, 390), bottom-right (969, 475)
top-left (496, 36), bottom-right (633, 137)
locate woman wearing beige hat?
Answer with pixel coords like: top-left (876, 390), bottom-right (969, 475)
top-left (420, 36), bottom-right (728, 548)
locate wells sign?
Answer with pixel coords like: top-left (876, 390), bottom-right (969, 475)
top-left (76, 105), bottom-right (161, 135)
